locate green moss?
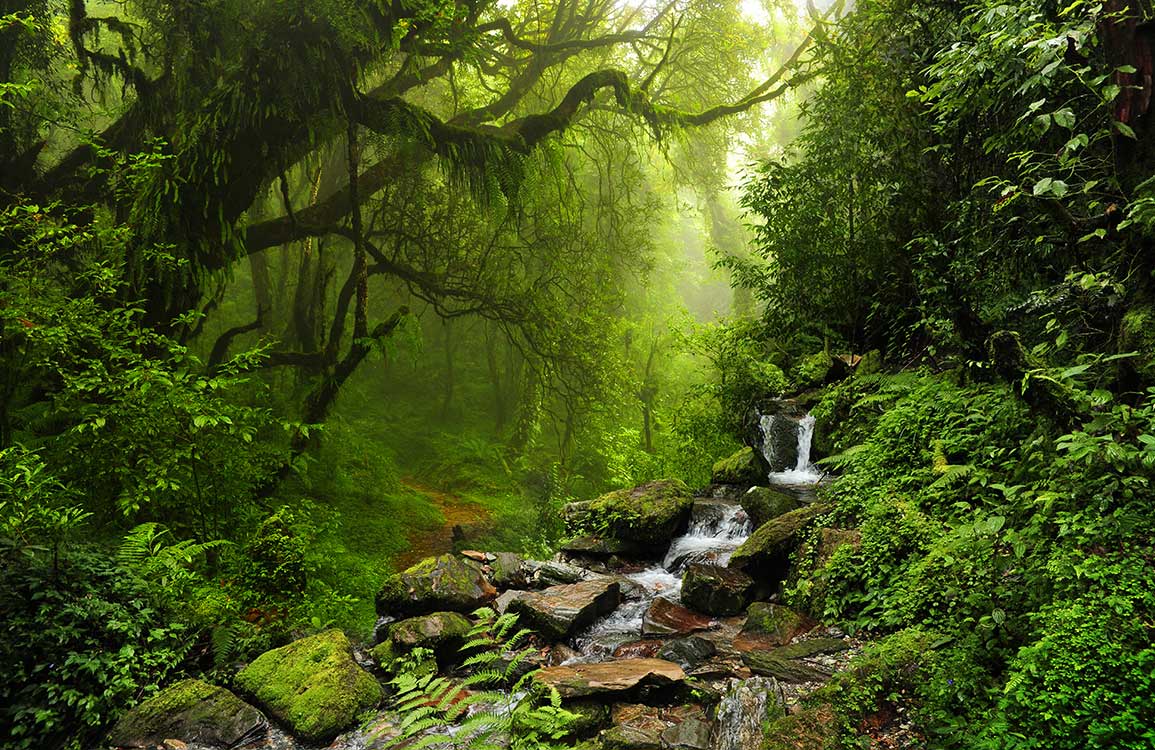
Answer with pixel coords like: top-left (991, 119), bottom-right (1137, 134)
top-left (235, 630), bottom-right (382, 743)
top-left (107, 679), bottom-right (267, 749)
top-left (731, 504), bottom-right (829, 571)
top-left (569, 479), bottom-right (693, 545)
top-left (712, 447), bottom-right (765, 484)
top-left (794, 351), bottom-right (834, 390)
top-left (744, 603), bottom-right (810, 643)
top-left (741, 487), bottom-right (800, 527)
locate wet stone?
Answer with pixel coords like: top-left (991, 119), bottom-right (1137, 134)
top-left (507, 578), bottom-right (622, 640)
top-left (657, 636), bottom-right (717, 669)
top-left (641, 596), bottom-right (717, 636)
top-left (532, 658), bottom-right (686, 700)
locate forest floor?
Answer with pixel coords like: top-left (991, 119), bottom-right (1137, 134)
top-left (392, 478), bottom-right (494, 570)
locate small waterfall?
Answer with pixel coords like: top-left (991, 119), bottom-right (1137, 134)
top-left (760, 411), bottom-right (823, 486)
top-left (712, 677), bottom-right (785, 750)
top-left (663, 502), bottom-right (752, 570)
top-left (569, 501), bottom-right (753, 662)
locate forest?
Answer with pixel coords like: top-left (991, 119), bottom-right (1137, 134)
top-left (1, 0), bottom-right (1154, 747)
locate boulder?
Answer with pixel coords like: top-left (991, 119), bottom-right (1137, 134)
top-left (488, 551), bottom-right (527, 589)
top-left (560, 535), bottom-right (642, 558)
top-left (641, 597), bottom-right (716, 637)
top-left (531, 658), bottom-right (685, 700)
top-left (383, 611), bottom-right (472, 665)
top-left (376, 554), bottom-right (496, 618)
top-left (657, 636), bottom-right (717, 669)
top-left (107, 679), bottom-right (267, 749)
top-left (762, 703), bottom-right (838, 750)
top-left (603, 704), bottom-right (711, 750)
top-left (507, 578), bottom-right (622, 640)
top-left (740, 603), bottom-right (813, 646)
top-left (563, 479), bottom-right (693, 547)
top-left (729, 504), bottom-right (830, 581)
top-left (680, 563), bottom-right (753, 616)
top-left (741, 486), bottom-right (801, 527)
top-left (601, 723), bottom-right (663, 749)
top-left (711, 446), bottom-right (767, 485)
top-left (235, 630), bottom-right (382, 743)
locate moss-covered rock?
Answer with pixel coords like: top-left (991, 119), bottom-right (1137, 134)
top-left (794, 351), bottom-right (835, 390)
top-left (741, 602), bottom-right (812, 645)
top-left (489, 551), bottom-right (527, 589)
top-left (711, 446), bottom-right (766, 485)
top-left (729, 504), bottom-right (830, 583)
top-left (107, 679), bottom-right (267, 749)
top-left (376, 553), bottom-right (496, 618)
top-left (680, 563), bottom-right (753, 616)
top-left (563, 479), bottom-right (693, 547)
top-left (384, 610), bottom-right (472, 665)
top-left (388, 611), bottom-right (471, 649)
top-left (761, 702), bottom-right (838, 750)
top-left (855, 349), bottom-right (883, 377)
top-left (741, 486), bottom-right (801, 527)
top-left (235, 630), bottom-right (382, 744)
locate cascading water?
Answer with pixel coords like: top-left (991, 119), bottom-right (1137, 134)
top-left (569, 501), bottom-right (752, 662)
top-left (663, 502), bottom-right (752, 570)
top-left (712, 677), bottom-right (786, 750)
top-left (760, 411), bottom-right (823, 486)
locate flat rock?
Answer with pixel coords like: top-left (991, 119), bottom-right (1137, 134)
top-left (235, 630), bottom-right (382, 743)
top-left (376, 554), bottom-right (496, 618)
top-left (107, 679), bottom-right (266, 749)
top-left (532, 658), bottom-right (686, 700)
top-left (613, 639), bottom-right (663, 659)
top-left (642, 597), bottom-right (717, 636)
top-left (507, 578), bottom-right (621, 640)
top-left (661, 718), bottom-right (712, 750)
top-left (739, 640), bottom-right (848, 683)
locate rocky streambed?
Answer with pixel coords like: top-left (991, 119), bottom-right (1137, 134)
top-left (107, 464), bottom-right (871, 750)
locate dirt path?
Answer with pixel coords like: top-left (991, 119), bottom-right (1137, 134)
top-left (393, 478), bottom-right (495, 570)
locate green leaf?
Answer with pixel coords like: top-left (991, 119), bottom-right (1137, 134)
top-left (1114, 121), bottom-right (1137, 139)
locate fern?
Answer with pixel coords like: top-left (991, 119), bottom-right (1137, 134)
top-left (117, 523), bottom-right (229, 605)
top-left (379, 608), bottom-right (577, 750)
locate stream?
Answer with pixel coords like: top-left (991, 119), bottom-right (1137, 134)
top-left (247, 408), bottom-right (831, 750)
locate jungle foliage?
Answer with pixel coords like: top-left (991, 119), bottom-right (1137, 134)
top-left (728, 0), bottom-right (1155, 746)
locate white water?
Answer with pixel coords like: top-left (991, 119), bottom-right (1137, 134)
top-left (712, 677), bottom-right (785, 750)
top-left (762, 412), bottom-right (824, 486)
top-left (570, 502), bottom-right (752, 662)
top-left (662, 503), bottom-right (752, 570)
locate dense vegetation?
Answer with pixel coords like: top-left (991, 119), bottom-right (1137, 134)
top-left (2, 0), bottom-right (1154, 746)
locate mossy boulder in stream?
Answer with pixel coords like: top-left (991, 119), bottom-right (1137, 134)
top-left (711, 446), bottom-right (767, 485)
top-left (235, 630), bottom-right (382, 744)
top-left (680, 563), bottom-right (753, 616)
top-left (107, 679), bottom-right (267, 748)
top-left (741, 486), bottom-right (801, 527)
top-left (375, 610), bottom-right (471, 669)
top-left (376, 553), bottom-right (496, 617)
top-left (729, 504), bottom-right (830, 583)
top-left (563, 479), bottom-right (693, 548)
